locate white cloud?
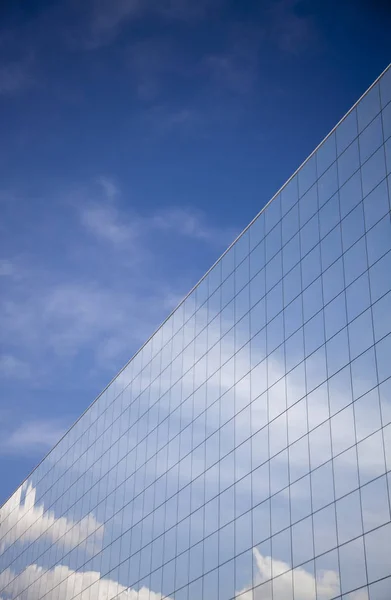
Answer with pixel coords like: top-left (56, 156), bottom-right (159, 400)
top-left (265, 0), bottom-right (318, 54)
top-left (248, 547), bottom-right (340, 600)
top-left (78, 177), bottom-right (236, 248)
top-left (0, 482), bottom-right (103, 555)
top-left (86, 0), bottom-right (143, 48)
top-left (81, 0), bottom-right (219, 49)
top-left (151, 206), bottom-right (234, 242)
top-left (0, 260), bottom-right (16, 277)
top-left (0, 60), bottom-right (33, 96)
top-left (0, 277), bottom-right (160, 371)
top-left (78, 186), bottom-right (135, 245)
top-left (0, 562), bottom-right (167, 600)
top-left (0, 548), bottom-right (371, 600)
top-left (0, 419), bottom-right (67, 456)
top-left (80, 203), bottom-right (134, 244)
top-left (0, 354), bottom-right (30, 380)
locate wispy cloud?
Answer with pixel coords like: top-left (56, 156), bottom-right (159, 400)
top-left (78, 177), bottom-right (236, 247)
top-left (80, 202), bottom-right (134, 245)
top-left (85, 0), bottom-right (143, 49)
top-left (151, 205), bottom-right (237, 244)
top-left (0, 354), bottom-right (30, 380)
top-left (0, 419), bottom-right (67, 456)
top-left (266, 0), bottom-right (319, 55)
top-left (0, 481), bottom-right (103, 554)
top-left (0, 259), bottom-right (17, 277)
top-left (80, 0), bottom-right (220, 49)
top-left (126, 37), bottom-right (184, 102)
top-left (0, 59), bottom-right (34, 96)
top-left (1, 177), bottom-right (233, 382)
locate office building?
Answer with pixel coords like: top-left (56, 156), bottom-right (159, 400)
top-left (1, 65), bottom-right (391, 600)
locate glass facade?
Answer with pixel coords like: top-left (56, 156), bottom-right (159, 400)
top-left (1, 65), bottom-right (391, 600)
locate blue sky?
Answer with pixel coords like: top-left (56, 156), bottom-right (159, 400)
top-left (0, 0), bottom-right (390, 505)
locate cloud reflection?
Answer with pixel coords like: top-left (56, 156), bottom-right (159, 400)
top-left (0, 482), bottom-right (103, 555)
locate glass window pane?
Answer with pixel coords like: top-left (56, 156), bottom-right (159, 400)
top-left (369, 576), bottom-right (391, 600)
top-left (338, 139), bottom-right (360, 185)
top-left (365, 522), bottom-right (391, 584)
top-left (290, 475), bottom-right (311, 523)
top-left (299, 154), bottom-right (317, 197)
top-left (348, 308), bottom-right (374, 360)
top-left (339, 170), bottom-right (362, 219)
top-left (339, 537), bottom-right (367, 594)
top-left (326, 327), bottom-right (350, 377)
top-left (250, 212), bottom-right (265, 251)
top-left (343, 237), bottom-right (368, 286)
top-left (300, 215), bottom-right (320, 257)
top-left (317, 131), bottom-right (337, 176)
top-left (376, 333), bottom-right (391, 383)
top-left (292, 516), bottom-right (314, 566)
top-left (304, 311), bottom-right (325, 356)
top-left (318, 163), bottom-right (338, 207)
top-left (361, 147), bottom-right (387, 197)
top-left (369, 249), bottom-right (391, 303)
top-left (351, 347), bottom-right (378, 400)
top-left (319, 192), bottom-right (340, 239)
top-left (379, 377), bottom-right (391, 426)
top-left (313, 504), bottom-right (337, 556)
top-left (281, 176), bottom-right (299, 216)
top-left (346, 271), bottom-right (371, 321)
top-left (307, 382), bottom-right (329, 430)
top-left (358, 83), bottom-right (381, 131)
top-left (385, 423), bottom-right (391, 472)
top-left (301, 245), bottom-right (322, 289)
top-left (341, 202), bottom-right (365, 252)
top-left (311, 461), bottom-right (335, 511)
top-left (287, 397), bottom-right (307, 445)
top-left (360, 475), bottom-right (390, 533)
top-left (336, 490), bottom-right (363, 544)
top-left (337, 109), bottom-right (358, 155)
top-left (357, 430), bottom-right (386, 485)
top-left (284, 296), bottom-right (303, 339)
top-left (309, 421), bottom-right (331, 470)
top-left (359, 114), bottom-right (384, 163)
top-left (354, 388), bottom-right (381, 442)
top-left (265, 194), bottom-right (281, 235)
top-left (321, 225), bottom-right (343, 272)
top-left (282, 203), bottom-right (300, 245)
top-left (266, 225), bottom-right (282, 263)
top-left (289, 436), bottom-right (310, 483)
top-left (331, 405), bottom-right (356, 456)
top-left (315, 550), bottom-right (341, 599)
top-left (271, 488), bottom-right (290, 534)
top-left (323, 258), bottom-right (344, 304)
top-left (333, 446), bottom-right (359, 499)
top-left (366, 214), bottom-right (391, 266)
top-left (328, 365), bottom-right (352, 416)
top-left (303, 278), bottom-right (323, 322)
top-left (380, 65), bottom-right (391, 107)
top-left (386, 136), bottom-right (391, 174)
top-left (299, 184), bottom-right (318, 227)
top-left (266, 280), bottom-right (283, 321)
top-left (324, 292), bottom-right (347, 341)
top-left (382, 99), bottom-right (391, 141)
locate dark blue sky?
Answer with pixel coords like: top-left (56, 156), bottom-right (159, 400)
top-left (0, 0), bottom-right (390, 505)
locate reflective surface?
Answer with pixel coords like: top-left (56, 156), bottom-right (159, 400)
top-left (1, 66), bottom-right (391, 600)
